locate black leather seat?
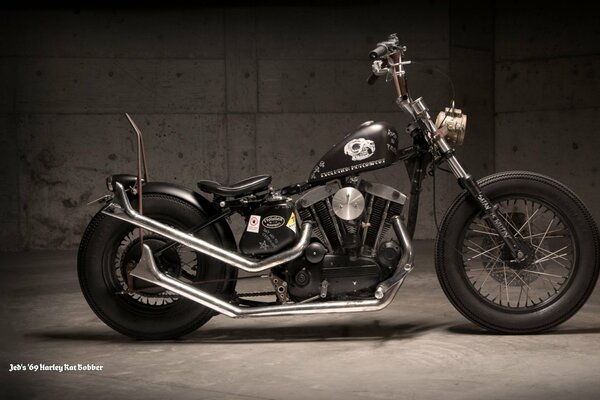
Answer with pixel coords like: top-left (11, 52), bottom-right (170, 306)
top-left (198, 175), bottom-right (272, 197)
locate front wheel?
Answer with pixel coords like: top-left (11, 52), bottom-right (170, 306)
top-left (435, 171), bottom-right (599, 333)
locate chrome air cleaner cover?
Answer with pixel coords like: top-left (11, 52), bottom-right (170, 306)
top-left (332, 187), bottom-right (365, 220)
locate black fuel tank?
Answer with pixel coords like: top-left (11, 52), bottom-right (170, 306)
top-left (309, 121), bottom-right (399, 182)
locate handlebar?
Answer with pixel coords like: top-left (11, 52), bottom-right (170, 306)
top-left (367, 34), bottom-right (409, 98)
top-left (366, 34), bottom-right (463, 148)
top-left (369, 45), bottom-right (388, 60)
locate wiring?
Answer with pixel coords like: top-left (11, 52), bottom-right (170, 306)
top-left (429, 157), bottom-right (453, 232)
top-left (409, 61), bottom-right (456, 106)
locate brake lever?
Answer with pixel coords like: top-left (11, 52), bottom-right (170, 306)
top-left (367, 73), bottom-right (379, 85)
top-left (371, 60), bottom-right (388, 75)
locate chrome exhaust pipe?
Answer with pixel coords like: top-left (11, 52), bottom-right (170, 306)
top-left (131, 244), bottom-right (404, 318)
top-left (374, 215), bottom-right (414, 299)
top-left (102, 182), bottom-right (312, 273)
top-left (131, 243), bottom-right (406, 318)
top-left (127, 211), bottom-right (415, 318)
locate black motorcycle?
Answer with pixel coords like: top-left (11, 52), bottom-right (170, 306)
top-left (78, 34), bottom-right (599, 339)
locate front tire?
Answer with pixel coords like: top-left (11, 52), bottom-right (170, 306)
top-left (435, 171), bottom-right (600, 333)
top-left (78, 194), bottom-right (234, 340)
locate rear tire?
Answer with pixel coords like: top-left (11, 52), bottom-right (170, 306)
top-left (435, 171), bottom-right (600, 333)
top-left (78, 194), bottom-right (233, 340)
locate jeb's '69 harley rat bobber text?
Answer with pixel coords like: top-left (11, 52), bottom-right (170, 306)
top-left (78, 34), bottom-right (599, 339)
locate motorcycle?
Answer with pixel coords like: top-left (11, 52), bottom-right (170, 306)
top-left (78, 34), bottom-right (599, 339)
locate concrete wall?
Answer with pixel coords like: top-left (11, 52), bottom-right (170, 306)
top-left (494, 2), bottom-right (600, 226)
top-left (0, 3), bottom-right (460, 250)
top-left (1, 2), bottom-right (597, 250)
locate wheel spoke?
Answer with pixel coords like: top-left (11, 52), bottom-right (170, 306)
top-left (469, 229), bottom-right (500, 237)
top-left (466, 242), bottom-right (504, 261)
top-left (460, 195), bottom-right (574, 310)
top-left (516, 207), bottom-right (540, 237)
top-left (478, 258), bottom-right (499, 290)
top-left (534, 246), bottom-right (568, 264)
top-left (534, 262), bottom-right (554, 293)
top-left (521, 230), bottom-right (566, 240)
top-left (521, 269), bottom-right (566, 279)
top-left (512, 270), bottom-right (536, 306)
top-left (503, 265), bottom-right (511, 306)
top-left (534, 246), bottom-right (571, 269)
top-left (525, 200), bottom-right (534, 245)
top-left (497, 212), bottom-right (525, 239)
top-left (472, 221), bottom-right (498, 232)
top-left (533, 217), bottom-right (556, 253)
top-left (113, 229), bottom-right (200, 307)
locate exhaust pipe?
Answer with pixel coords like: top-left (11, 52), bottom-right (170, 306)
top-left (103, 182), bottom-right (312, 273)
top-left (132, 243), bottom-right (406, 318)
top-left (126, 209), bottom-right (415, 319)
top-left (106, 181), bottom-right (415, 318)
top-left (374, 215), bottom-right (414, 299)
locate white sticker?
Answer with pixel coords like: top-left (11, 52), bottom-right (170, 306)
top-left (286, 213), bottom-right (297, 233)
top-left (344, 138), bottom-right (375, 161)
top-left (247, 215), bottom-right (261, 233)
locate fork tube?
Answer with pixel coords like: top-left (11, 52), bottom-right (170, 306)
top-left (405, 153), bottom-right (428, 239)
top-left (435, 136), bottom-right (469, 179)
top-left (434, 135), bottom-right (524, 260)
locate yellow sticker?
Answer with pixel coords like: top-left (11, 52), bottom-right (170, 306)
top-left (286, 213), bottom-right (297, 233)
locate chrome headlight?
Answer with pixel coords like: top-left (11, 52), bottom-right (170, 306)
top-left (435, 104), bottom-right (467, 146)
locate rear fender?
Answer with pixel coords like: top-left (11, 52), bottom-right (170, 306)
top-left (142, 181), bottom-right (236, 248)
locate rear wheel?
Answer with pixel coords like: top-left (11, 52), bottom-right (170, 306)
top-left (78, 194), bottom-right (234, 340)
top-left (435, 171), bottom-right (600, 333)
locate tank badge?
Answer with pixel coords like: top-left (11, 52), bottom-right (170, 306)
top-left (344, 138), bottom-right (376, 161)
top-left (262, 215), bottom-right (285, 229)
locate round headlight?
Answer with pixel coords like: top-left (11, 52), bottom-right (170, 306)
top-left (435, 105), bottom-right (467, 146)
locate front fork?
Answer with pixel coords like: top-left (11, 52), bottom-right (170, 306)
top-left (437, 135), bottom-right (530, 263)
top-left (398, 99), bottom-right (531, 267)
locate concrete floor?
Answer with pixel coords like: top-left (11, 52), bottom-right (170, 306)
top-left (1, 240), bottom-right (600, 400)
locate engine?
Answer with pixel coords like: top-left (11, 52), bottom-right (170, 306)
top-left (278, 180), bottom-right (406, 301)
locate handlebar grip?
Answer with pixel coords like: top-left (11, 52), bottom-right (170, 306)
top-left (369, 45), bottom-right (387, 60)
top-left (367, 73), bottom-right (379, 85)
